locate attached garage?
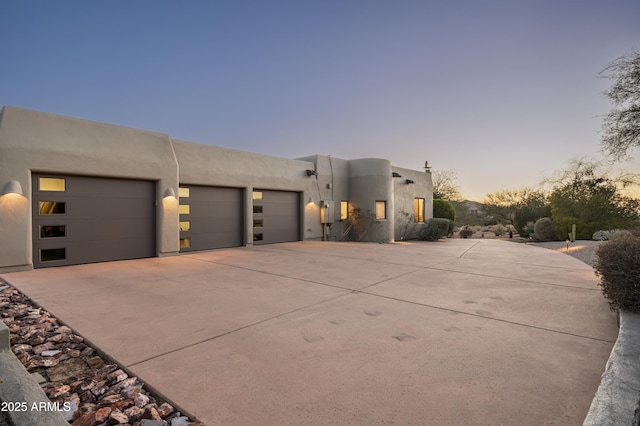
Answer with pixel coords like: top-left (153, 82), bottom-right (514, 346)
top-left (32, 174), bottom-right (156, 268)
top-left (252, 190), bottom-right (300, 245)
top-left (178, 185), bottom-right (244, 252)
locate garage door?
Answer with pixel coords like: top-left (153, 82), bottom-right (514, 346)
top-left (252, 190), bottom-right (300, 245)
top-left (32, 174), bottom-right (156, 268)
top-left (178, 185), bottom-right (243, 252)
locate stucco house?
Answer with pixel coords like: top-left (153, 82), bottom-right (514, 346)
top-left (0, 106), bottom-right (433, 272)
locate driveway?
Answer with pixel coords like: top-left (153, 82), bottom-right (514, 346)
top-left (1, 240), bottom-right (618, 425)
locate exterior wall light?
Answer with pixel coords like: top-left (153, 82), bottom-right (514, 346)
top-left (2, 180), bottom-right (23, 196)
top-left (405, 179), bottom-right (415, 184)
top-left (306, 170), bottom-right (318, 177)
top-left (163, 187), bottom-right (176, 199)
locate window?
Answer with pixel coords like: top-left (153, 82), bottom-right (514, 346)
top-left (179, 204), bottom-right (190, 215)
top-left (253, 205), bottom-right (263, 214)
top-left (375, 201), bottom-right (386, 219)
top-left (39, 177), bottom-right (65, 192)
top-left (39, 201), bottom-right (66, 215)
top-left (179, 187), bottom-right (190, 198)
top-left (414, 198), bottom-right (425, 222)
top-left (340, 201), bottom-right (348, 220)
top-left (40, 248), bottom-right (66, 262)
top-left (253, 233), bottom-right (263, 241)
top-left (40, 225), bottom-right (66, 238)
top-left (180, 238), bottom-right (191, 249)
top-left (179, 221), bottom-right (191, 231)
top-left (253, 191), bottom-right (263, 200)
top-left (253, 219), bottom-right (263, 227)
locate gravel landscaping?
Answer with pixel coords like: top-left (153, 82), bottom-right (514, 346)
top-left (0, 279), bottom-right (204, 426)
top-left (527, 240), bottom-right (603, 268)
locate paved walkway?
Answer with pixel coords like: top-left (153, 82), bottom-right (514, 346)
top-left (1, 240), bottom-right (618, 425)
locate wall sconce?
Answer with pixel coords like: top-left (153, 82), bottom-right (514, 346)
top-left (306, 170), bottom-right (318, 177)
top-left (392, 172), bottom-right (402, 178)
top-left (307, 196), bottom-right (314, 204)
top-left (405, 179), bottom-right (415, 184)
top-left (163, 187), bottom-right (176, 199)
top-left (2, 180), bottom-right (23, 196)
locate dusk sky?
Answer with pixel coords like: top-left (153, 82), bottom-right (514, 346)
top-left (2, 1), bottom-right (639, 200)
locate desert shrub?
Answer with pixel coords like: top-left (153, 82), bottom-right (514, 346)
top-left (492, 224), bottom-right (507, 237)
top-left (431, 218), bottom-right (452, 238)
top-left (593, 229), bottom-right (634, 241)
top-left (594, 236), bottom-right (640, 313)
top-left (592, 230), bottom-right (611, 241)
top-left (433, 199), bottom-right (456, 222)
top-left (534, 217), bottom-right (556, 242)
top-left (459, 225), bottom-right (474, 239)
top-left (522, 221), bottom-right (535, 238)
top-left (419, 220), bottom-right (447, 241)
top-left (610, 229), bottom-right (634, 240)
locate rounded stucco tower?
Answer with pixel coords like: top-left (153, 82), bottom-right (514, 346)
top-left (348, 158), bottom-right (394, 242)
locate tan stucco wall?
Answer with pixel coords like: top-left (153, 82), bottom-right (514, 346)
top-left (0, 106), bottom-right (434, 269)
top-left (347, 158), bottom-right (395, 242)
top-left (172, 140), bottom-right (323, 243)
top-left (0, 106), bottom-right (179, 271)
top-left (392, 166), bottom-right (433, 241)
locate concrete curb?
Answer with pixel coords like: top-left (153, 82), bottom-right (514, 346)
top-left (584, 310), bottom-right (640, 426)
top-left (0, 321), bottom-right (69, 426)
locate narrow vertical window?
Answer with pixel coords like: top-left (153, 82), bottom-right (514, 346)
top-left (340, 201), bottom-right (348, 220)
top-left (414, 198), bottom-right (425, 222)
top-left (375, 201), bottom-right (386, 219)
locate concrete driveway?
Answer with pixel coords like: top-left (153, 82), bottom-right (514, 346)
top-left (1, 240), bottom-right (618, 425)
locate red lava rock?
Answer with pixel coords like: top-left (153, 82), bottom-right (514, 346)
top-left (33, 341), bottom-right (55, 355)
top-left (48, 384), bottom-right (70, 398)
top-left (11, 343), bottom-right (32, 354)
top-left (134, 393), bottom-right (150, 407)
top-left (94, 406), bottom-right (111, 422)
top-left (122, 384), bottom-right (143, 399)
top-left (157, 402), bottom-right (175, 418)
top-left (106, 369), bottom-right (128, 385)
top-left (109, 408), bottom-right (129, 424)
top-left (47, 333), bottom-right (64, 342)
top-left (99, 393), bottom-right (124, 405)
top-left (91, 381), bottom-right (109, 397)
top-left (124, 405), bottom-right (145, 422)
top-left (146, 405), bottom-right (162, 420)
top-left (111, 399), bottom-right (134, 412)
top-left (72, 410), bottom-right (97, 426)
top-left (57, 325), bottom-right (73, 334)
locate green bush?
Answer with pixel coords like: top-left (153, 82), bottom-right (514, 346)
top-left (433, 199), bottom-right (456, 222)
top-left (419, 219), bottom-right (449, 241)
top-left (459, 225), bottom-right (474, 239)
top-left (533, 217), bottom-right (556, 242)
top-left (594, 236), bottom-right (640, 313)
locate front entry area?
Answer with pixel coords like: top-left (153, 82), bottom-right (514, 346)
top-left (32, 174), bottom-right (156, 268)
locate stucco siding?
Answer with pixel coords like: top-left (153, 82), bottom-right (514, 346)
top-left (0, 106), bottom-right (434, 270)
top-left (392, 166), bottom-right (433, 241)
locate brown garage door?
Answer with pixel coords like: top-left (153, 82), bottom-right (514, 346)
top-left (32, 174), bottom-right (156, 268)
top-left (178, 185), bottom-right (243, 252)
top-left (252, 190), bottom-right (300, 245)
